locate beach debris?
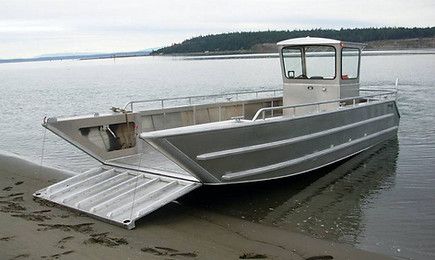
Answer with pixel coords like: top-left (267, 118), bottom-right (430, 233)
top-left (0, 201), bottom-right (26, 212)
top-left (0, 236), bottom-right (15, 241)
top-left (41, 250), bottom-right (74, 259)
top-left (33, 197), bottom-right (58, 208)
top-left (0, 192), bottom-right (24, 199)
top-left (239, 252), bottom-right (268, 259)
top-left (10, 253), bottom-right (30, 259)
top-left (305, 255), bottom-right (334, 260)
top-left (57, 236), bottom-right (74, 249)
top-left (141, 246), bottom-right (198, 258)
top-left (11, 196), bottom-right (24, 202)
top-left (155, 246), bottom-right (178, 252)
top-left (170, 252), bottom-right (198, 258)
top-left (37, 223), bottom-right (94, 233)
top-left (141, 247), bottom-right (164, 255)
top-left (32, 209), bottom-right (51, 214)
top-left (11, 213), bottom-right (51, 222)
top-left (84, 232), bottom-right (128, 247)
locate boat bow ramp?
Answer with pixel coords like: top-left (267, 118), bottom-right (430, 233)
top-left (33, 166), bottom-right (201, 229)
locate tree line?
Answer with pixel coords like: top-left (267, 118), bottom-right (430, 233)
top-left (153, 27), bottom-right (435, 54)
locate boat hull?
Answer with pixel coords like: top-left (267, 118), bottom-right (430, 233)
top-left (141, 100), bottom-right (400, 184)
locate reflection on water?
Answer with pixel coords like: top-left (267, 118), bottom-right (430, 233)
top-left (184, 139), bottom-right (399, 244)
top-left (265, 139), bottom-right (398, 243)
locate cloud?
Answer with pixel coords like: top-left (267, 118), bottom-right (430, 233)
top-left (0, 0), bottom-right (434, 58)
top-left (0, 20), bottom-right (64, 33)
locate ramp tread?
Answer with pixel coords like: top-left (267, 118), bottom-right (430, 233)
top-left (34, 166), bottom-right (201, 229)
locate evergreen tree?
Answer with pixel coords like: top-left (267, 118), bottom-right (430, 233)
top-left (152, 27), bottom-right (435, 54)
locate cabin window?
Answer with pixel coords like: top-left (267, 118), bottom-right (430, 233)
top-left (341, 47), bottom-right (360, 80)
top-left (282, 45), bottom-right (336, 80)
top-left (282, 48), bottom-right (303, 79)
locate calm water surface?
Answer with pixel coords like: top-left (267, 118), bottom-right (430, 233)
top-left (1, 53), bottom-right (434, 259)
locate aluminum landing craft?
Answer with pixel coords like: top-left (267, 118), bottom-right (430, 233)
top-left (35, 37), bottom-right (400, 228)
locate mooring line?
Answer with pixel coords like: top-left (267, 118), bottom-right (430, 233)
top-left (38, 121), bottom-right (48, 175)
top-left (129, 152), bottom-right (144, 222)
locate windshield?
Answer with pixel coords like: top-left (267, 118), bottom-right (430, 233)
top-left (282, 45), bottom-right (336, 80)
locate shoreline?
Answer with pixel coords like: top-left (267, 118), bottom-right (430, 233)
top-left (2, 47), bottom-right (435, 65)
top-left (177, 49), bottom-right (435, 61)
top-left (0, 151), bottom-right (393, 259)
top-left (156, 47), bottom-right (435, 57)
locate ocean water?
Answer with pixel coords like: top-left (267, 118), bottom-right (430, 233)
top-left (1, 53), bottom-right (434, 259)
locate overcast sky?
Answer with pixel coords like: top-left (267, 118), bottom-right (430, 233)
top-left (1, 0), bottom-right (434, 58)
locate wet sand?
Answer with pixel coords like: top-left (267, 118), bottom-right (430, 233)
top-left (0, 151), bottom-right (393, 259)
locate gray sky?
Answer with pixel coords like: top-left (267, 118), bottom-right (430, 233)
top-left (1, 0), bottom-right (434, 58)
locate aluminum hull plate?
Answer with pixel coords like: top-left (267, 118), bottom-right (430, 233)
top-left (33, 166), bottom-right (201, 229)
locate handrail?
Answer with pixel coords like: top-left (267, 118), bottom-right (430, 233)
top-left (251, 89), bottom-right (397, 122)
top-left (118, 86), bottom-right (396, 123)
top-left (123, 88), bottom-right (283, 111)
top-left (359, 88), bottom-right (397, 92)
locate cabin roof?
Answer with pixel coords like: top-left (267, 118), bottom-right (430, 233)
top-left (277, 37), bottom-right (365, 48)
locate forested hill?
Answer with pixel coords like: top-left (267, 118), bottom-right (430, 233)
top-left (153, 27), bottom-right (435, 55)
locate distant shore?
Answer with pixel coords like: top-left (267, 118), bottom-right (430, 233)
top-left (0, 151), bottom-right (393, 259)
top-left (173, 49), bottom-right (435, 62)
top-left (0, 51), bottom-right (150, 64)
top-left (157, 37), bottom-right (435, 57)
top-left (2, 37), bottom-right (435, 65)
top-left (2, 47), bottom-right (435, 65)
top-left (150, 36), bottom-right (435, 57)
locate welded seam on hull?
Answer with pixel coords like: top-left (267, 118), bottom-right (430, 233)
top-left (221, 126), bottom-right (398, 181)
top-left (197, 113), bottom-right (395, 161)
top-left (152, 139), bottom-right (221, 183)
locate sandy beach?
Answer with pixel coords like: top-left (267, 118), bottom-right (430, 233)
top-left (0, 151), bottom-right (393, 260)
